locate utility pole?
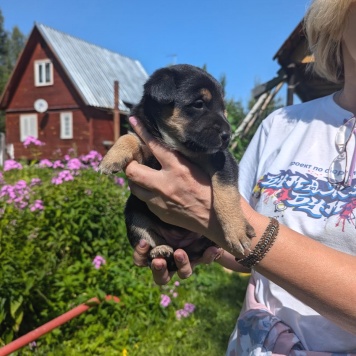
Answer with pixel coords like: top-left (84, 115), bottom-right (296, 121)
top-left (113, 80), bottom-right (120, 141)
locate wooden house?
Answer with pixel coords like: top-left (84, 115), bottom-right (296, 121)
top-left (233, 20), bottom-right (343, 141)
top-left (253, 20), bottom-right (342, 105)
top-left (0, 23), bottom-right (149, 160)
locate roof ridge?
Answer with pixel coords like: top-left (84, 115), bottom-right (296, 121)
top-left (33, 22), bottom-right (148, 110)
top-left (35, 22), bottom-right (141, 63)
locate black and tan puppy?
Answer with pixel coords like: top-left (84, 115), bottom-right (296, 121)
top-left (99, 64), bottom-right (255, 270)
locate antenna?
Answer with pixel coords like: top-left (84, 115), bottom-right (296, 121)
top-left (167, 54), bottom-right (177, 65)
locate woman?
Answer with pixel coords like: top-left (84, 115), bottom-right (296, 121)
top-left (125, 0), bottom-right (356, 353)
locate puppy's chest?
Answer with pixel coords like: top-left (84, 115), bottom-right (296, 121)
top-left (196, 151), bottom-right (238, 185)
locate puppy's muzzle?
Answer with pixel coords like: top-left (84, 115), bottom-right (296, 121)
top-left (220, 131), bottom-right (231, 147)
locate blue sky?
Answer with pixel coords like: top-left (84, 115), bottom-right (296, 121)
top-left (2, 0), bottom-right (310, 108)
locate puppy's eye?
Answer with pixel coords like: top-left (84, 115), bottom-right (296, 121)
top-left (192, 100), bottom-right (204, 109)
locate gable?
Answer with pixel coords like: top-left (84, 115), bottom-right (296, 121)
top-left (1, 23), bottom-right (149, 112)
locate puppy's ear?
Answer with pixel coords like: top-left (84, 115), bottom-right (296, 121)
top-left (144, 69), bottom-right (176, 104)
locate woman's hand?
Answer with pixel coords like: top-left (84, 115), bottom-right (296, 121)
top-left (124, 116), bottom-right (223, 242)
top-left (133, 239), bottom-right (224, 285)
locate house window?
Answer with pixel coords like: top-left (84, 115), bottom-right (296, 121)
top-left (60, 112), bottom-right (73, 139)
top-left (34, 59), bottom-right (53, 86)
top-left (20, 114), bottom-right (38, 142)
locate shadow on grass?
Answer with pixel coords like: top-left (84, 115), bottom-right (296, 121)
top-left (186, 266), bottom-right (250, 355)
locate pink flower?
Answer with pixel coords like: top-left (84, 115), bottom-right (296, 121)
top-left (67, 158), bottom-right (82, 170)
top-left (53, 148), bottom-right (62, 156)
top-left (175, 303), bottom-right (195, 320)
top-left (1, 181), bottom-right (31, 209)
top-left (114, 177), bottom-right (125, 186)
top-left (0, 185), bottom-right (15, 200)
top-left (28, 341), bottom-right (37, 350)
top-left (184, 303), bottom-right (195, 313)
top-left (81, 151), bottom-right (102, 163)
top-left (30, 200), bottom-right (44, 212)
top-left (174, 281), bottom-right (180, 287)
top-left (160, 294), bottom-right (171, 308)
top-left (51, 170), bottom-right (74, 185)
top-left (92, 255), bottom-right (106, 269)
top-left (175, 309), bottom-right (189, 320)
top-left (4, 160), bottom-right (23, 171)
top-left (23, 136), bottom-right (45, 148)
top-left (15, 180), bottom-right (27, 189)
top-left (30, 178), bottom-right (42, 187)
top-left (52, 160), bottom-right (64, 169)
top-left (39, 159), bottom-right (53, 168)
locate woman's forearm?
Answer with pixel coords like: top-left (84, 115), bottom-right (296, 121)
top-left (236, 200), bottom-right (356, 335)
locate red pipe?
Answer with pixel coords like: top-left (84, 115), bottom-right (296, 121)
top-left (0, 295), bottom-right (119, 356)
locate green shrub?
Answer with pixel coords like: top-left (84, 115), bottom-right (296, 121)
top-left (0, 143), bottom-right (248, 355)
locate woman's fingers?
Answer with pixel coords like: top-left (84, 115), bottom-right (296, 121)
top-left (151, 258), bottom-right (174, 285)
top-left (133, 241), bottom-right (223, 284)
top-left (125, 160), bottom-right (161, 191)
top-left (129, 116), bottom-right (182, 168)
top-left (174, 250), bottom-right (193, 279)
top-left (133, 242), bottom-right (196, 285)
top-left (133, 240), bottom-right (151, 267)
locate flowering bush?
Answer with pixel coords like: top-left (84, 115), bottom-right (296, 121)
top-left (23, 136), bottom-right (45, 148)
top-left (0, 138), bottom-right (249, 355)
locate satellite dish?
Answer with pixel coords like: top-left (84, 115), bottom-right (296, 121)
top-left (34, 98), bottom-right (48, 113)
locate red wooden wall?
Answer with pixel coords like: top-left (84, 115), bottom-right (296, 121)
top-left (4, 31), bottom-right (124, 161)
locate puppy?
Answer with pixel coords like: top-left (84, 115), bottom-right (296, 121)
top-left (99, 64), bottom-right (255, 270)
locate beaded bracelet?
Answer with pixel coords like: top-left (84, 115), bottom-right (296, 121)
top-left (236, 217), bottom-right (279, 269)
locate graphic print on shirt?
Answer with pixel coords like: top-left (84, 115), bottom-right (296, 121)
top-left (253, 169), bottom-right (356, 231)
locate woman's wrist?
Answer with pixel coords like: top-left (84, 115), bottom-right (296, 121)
top-left (236, 217), bottom-right (280, 268)
top-left (235, 199), bottom-right (272, 260)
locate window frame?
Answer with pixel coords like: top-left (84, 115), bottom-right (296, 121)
top-left (60, 112), bottom-right (73, 139)
top-left (34, 59), bottom-right (53, 86)
top-left (20, 114), bottom-right (38, 142)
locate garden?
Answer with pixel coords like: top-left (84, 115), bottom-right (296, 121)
top-left (0, 137), bottom-right (249, 355)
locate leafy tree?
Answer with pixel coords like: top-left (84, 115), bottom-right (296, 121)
top-left (0, 8), bottom-right (26, 132)
top-left (8, 26), bottom-right (25, 67)
top-left (225, 98), bottom-right (245, 132)
top-left (0, 9), bottom-right (9, 95)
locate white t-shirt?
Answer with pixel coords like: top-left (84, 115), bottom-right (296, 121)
top-left (238, 93), bottom-right (356, 352)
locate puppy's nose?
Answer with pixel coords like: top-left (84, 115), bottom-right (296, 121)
top-left (220, 131), bottom-right (230, 143)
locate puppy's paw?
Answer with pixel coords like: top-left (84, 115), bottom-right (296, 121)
top-left (227, 229), bottom-right (252, 256)
top-left (246, 222), bottom-right (256, 239)
top-left (148, 245), bottom-right (177, 271)
top-left (149, 245), bottom-right (174, 259)
top-left (98, 156), bottom-right (130, 175)
top-left (99, 134), bottom-right (142, 175)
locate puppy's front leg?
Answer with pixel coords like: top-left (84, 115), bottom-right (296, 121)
top-left (211, 177), bottom-right (254, 255)
top-left (99, 133), bottom-right (144, 174)
top-left (205, 152), bottom-right (255, 256)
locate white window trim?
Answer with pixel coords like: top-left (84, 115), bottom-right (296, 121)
top-left (60, 112), bottom-right (73, 139)
top-left (34, 59), bottom-right (53, 86)
top-left (20, 114), bottom-right (38, 142)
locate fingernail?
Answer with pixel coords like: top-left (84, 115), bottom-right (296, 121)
top-left (129, 116), bottom-right (138, 127)
top-left (139, 240), bottom-right (147, 248)
top-left (154, 262), bottom-right (163, 271)
top-left (175, 253), bottom-right (184, 263)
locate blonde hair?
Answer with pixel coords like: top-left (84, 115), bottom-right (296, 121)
top-left (304, 0), bottom-right (353, 83)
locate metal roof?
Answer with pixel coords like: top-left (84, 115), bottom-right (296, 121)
top-left (36, 23), bottom-right (148, 113)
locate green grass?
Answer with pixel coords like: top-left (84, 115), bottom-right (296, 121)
top-left (1, 156), bottom-right (249, 355)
